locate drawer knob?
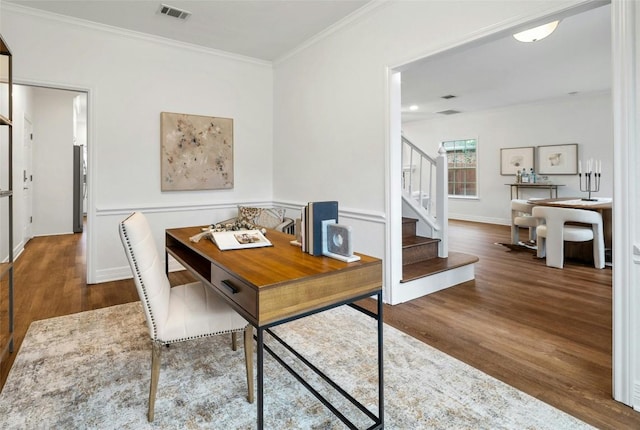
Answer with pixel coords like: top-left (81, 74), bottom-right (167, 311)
top-left (221, 279), bottom-right (239, 294)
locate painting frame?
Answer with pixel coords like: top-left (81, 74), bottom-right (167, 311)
top-left (160, 112), bottom-right (234, 191)
top-left (537, 143), bottom-right (578, 175)
top-left (500, 146), bottom-right (535, 175)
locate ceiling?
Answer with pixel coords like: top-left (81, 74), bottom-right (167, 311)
top-left (5, 0), bottom-right (371, 61)
top-left (400, 3), bottom-right (612, 123)
top-left (6, 1), bottom-right (611, 123)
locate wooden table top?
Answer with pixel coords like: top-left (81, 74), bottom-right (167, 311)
top-left (166, 227), bottom-right (383, 326)
top-left (527, 197), bottom-right (612, 210)
top-left (166, 227), bottom-right (381, 289)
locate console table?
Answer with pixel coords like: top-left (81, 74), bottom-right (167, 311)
top-left (507, 183), bottom-right (564, 199)
top-left (165, 227), bottom-right (383, 429)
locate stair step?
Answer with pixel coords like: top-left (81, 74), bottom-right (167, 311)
top-left (403, 235), bottom-right (440, 265)
top-left (402, 217), bottom-right (418, 238)
top-left (401, 251), bottom-right (479, 283)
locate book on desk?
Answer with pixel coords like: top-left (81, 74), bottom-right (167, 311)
top-left (303, 201), bottom-right (339, 256)
top-left (210, 229), bottom-right (272, 251)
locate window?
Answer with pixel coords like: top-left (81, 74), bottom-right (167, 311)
top-left (443, 139), bottom-right (477, 197)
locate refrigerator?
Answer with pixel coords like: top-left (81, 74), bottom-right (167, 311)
top-left (73, 145), bottom-right (85, 233)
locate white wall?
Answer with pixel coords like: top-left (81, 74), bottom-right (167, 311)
top-left (31, 87), bottom-right (78, 235)
top-left (402, 91), bottom-right (613, 224)
top-left (1, 5), bottom-right (274, 282)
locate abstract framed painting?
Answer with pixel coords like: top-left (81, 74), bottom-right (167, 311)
top-left (537, 143), bottom-right (578, 175)
top-left (500, 146), bottom-right (534, 175)
top-left (160, 112), bottom-right (234, 191)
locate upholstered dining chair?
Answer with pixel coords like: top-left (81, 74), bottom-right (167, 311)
top-left (532, 206), bottom-right (605, 269)
top-left (119, 212), bottom-right (254, 422)
top-left (510, 199), bottom-right (540, 244)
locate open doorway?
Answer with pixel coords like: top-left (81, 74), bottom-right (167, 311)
top-left (386, 0), bottom-right (629, 412)
top-left (14, 84), bottom-right (88, 252)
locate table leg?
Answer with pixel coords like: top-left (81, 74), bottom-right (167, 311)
top-left (257, 326), bottom-right (264, 429)
top-left (377, 292), bottom-right (384, 426)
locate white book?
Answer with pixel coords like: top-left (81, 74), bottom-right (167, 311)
top-left (210, 230), bottom-right (272, 251)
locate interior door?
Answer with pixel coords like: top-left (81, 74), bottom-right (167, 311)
top-left (22, 116), bottom-right (33, 242)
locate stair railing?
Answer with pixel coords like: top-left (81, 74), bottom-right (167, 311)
top-left (401, 135), bottom-right (448, 257)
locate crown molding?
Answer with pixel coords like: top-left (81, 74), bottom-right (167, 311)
top-left (1, 2), bottom-right (272, 68)
top-left (273, 0), bottom-right (389, 65)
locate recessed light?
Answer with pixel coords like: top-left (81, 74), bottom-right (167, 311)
top-left (409, 105), bottom-right (419, 111)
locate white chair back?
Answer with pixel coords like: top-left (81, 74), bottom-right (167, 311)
top-left (532, 206), bottom-right (605, 269)
top-left (511, 199), bottom-right (539, 244)
top-left (119, 212), bottom-right (171, 340)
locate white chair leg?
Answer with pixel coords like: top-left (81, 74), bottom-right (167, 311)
top-left (545, 233), bottom-right (565, 269)
top-left (244, 325), bottom-right (254, 404)
top-left (537, 235), bottom-right (546, 259)
top-left (511, 224), bottom-right (520, 244)
top-left (593, 224), bottom-right (606, 269)
top-left (148, 341), bottom-right (162, 422)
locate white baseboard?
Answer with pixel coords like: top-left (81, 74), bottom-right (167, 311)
top-left (390, 263), bottom-right (475, 305)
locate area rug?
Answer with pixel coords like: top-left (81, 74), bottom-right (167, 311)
top-left (495, 242), bottom-right (537, 254)
top-left (0, 302), bottom-right (592, 429)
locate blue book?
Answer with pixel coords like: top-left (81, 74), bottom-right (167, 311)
top-left (308, 201), bottom-right (338, 256)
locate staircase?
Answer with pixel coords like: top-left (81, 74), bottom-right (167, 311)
top-left (394, 134), bottom-right (479, 303)
top-left (401, 217), bottom-right (478, 284)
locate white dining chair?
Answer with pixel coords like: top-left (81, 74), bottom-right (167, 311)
top-left (119, 211), bottom-right (254, 421)
top-left (511, 199), bottom-right (540, 244)
top-left (532, 206), bottom-right (605, 269)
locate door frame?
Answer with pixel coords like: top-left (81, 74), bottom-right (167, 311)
top-left (14, 80), bottom-right (93, 284)
top-left (385, 0), bottom-right (636, 407)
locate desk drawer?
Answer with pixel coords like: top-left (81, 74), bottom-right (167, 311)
top-left (210, 263), bottom-right (258, 320)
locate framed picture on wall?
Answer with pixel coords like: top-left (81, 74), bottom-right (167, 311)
top-left (537, 143), bottom-right (578, 175)
top-left (160, 112), bottom-right (234, 191)
top-left (500, 146), bottom-right (534, 175)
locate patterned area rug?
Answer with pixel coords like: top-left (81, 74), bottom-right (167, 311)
top-left (495, 242), bottom-right (538, 254)
top-left (0, 302), bottom-right (592, 429)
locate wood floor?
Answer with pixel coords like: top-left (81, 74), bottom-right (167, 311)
top-left (1, 220), bottom-right (638, 429)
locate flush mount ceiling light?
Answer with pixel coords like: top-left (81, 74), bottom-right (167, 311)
top-left (513, 20), bottom-right (560, 42)
top-left (409, 105), bottom-right (419, 111)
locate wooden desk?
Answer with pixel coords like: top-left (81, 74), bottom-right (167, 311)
top-left (528, 197), bottom-right (613, 263)
top-left (166, 227), bottom-right (383, 429)
top-left (508, 183), bottom-right (564, 199)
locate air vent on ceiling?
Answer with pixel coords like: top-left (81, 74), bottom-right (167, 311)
top-left (158, 4), bottom-right (191, 20)
top-left (441, 94), bottom-right (457, 99)
top-left (437, 109), bottom-right (461, 115)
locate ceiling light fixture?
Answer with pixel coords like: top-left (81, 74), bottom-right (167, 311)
top-left (409, 105), bottom-right (419, 111)
top-left (513, 20), bottom-right (560, 43)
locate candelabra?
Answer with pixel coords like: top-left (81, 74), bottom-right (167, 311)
top-left (579, 171), bottom-right (600, 201)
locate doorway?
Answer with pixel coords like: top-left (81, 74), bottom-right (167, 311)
top-left (14, 84), bottom-right (89, 262)
top-left (386, 0), bottom-right (635, 407)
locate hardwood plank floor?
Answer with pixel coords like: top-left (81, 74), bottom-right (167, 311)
top-left (1, 220), bottom-right (638, 429)
top-left (359, 220), bottom-right (638, 429)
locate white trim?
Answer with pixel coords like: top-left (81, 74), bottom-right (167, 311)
top-left (3, 2), bottom-right (272, 68)
top-left (97, 200), bottom-right (386, 224)
top-left (611, 0), bottom-right (637, 407)
top-left (274, 0), bottom-right (389, 65)
top-left (391, 264), bottom-right (476, 305)
top-left (384, 70), bottom-right (403, 305)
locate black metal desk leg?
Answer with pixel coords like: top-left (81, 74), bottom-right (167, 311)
top-left (257, 326), bottom-right (264, 429)
top-left (377, 291), bottom-right (384, 426)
